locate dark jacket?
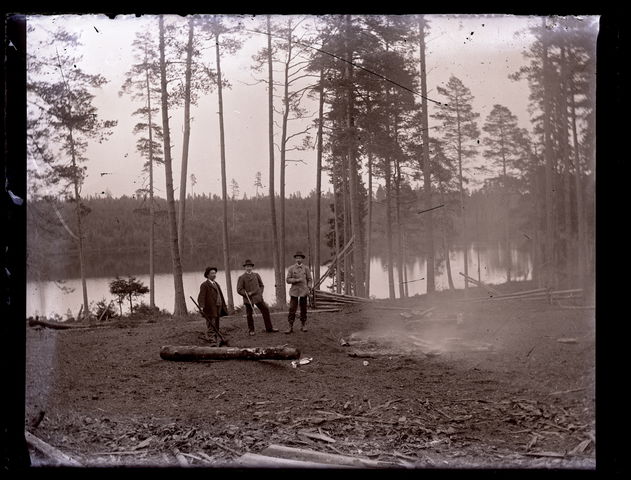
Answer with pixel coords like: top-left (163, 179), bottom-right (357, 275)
top-left (236, 272), bottom-right (265, 304)
top-left (198, 279), bottom-right (228, 318)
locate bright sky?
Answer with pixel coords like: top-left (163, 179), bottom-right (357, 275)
top-left (26, 14), bottom-right (594, 200)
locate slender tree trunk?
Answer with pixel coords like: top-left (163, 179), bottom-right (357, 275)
top-left (542, 18), bottom-right (556, 288)
top-left (266, 16), bottom-right (284, 306)
top-left (342, 162), bottom-right (350, 296)
top-left (418, 15), bottom-right (436, 294)
top-left (384, 88), bottom-right (395, 300)
top-left (395, 158), bottom-right (405, 298)
top-left (214, 30), bottom-right (234, 312)
top-left (333, 181), bottom-right (342, 294)
top-left (456, 116), bottom-right (469, 293)
top-left (365, 132), bottom-right (373, 298)
top-left (502, 154), bottom-right (511, 283)
top-left (402, 231), bottom-right (409, 297)
top-left (145, 58), bottom-right (156, 309)
top-left (560, 44), bottom-right (572, 286)
top-left (475, 209), bottom-right (482, 283)
top-left (569, 81), bottom-right (585, 288)
top-left (68, 129), bottom-right (89, 320)
top-left (178, 17), bottom-right (194, 261)
top-left (344, 15), bottom-right (365, 298)
top-left (158, 16), bottom-right (187, 317)
top-left (440, 188), bottom-right (455, 290)
top-left (314, 68), bottom-right (325, 289)
top-left (279, 28), bottom-right (292, 280)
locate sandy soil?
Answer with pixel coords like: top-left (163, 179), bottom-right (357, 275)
top-left (24, 284), bottom-right (595, 469)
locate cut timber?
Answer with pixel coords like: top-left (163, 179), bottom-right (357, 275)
top-left (316, 290), bottom-right (371, 303)
top-left (495, 287), bottom-right (548, 298)
top-left (160, 345), bottom-right (300, 361)
top-left (236, 452), bottom-right (352, 468)
top-left (25, 431), bottom-right (82, 466)
top-left (261, 444), bottom-right (382, 468)
top-left (458, 272), bottom-right (502, 296)
top-left (28, 318), bottom-right (87, 330)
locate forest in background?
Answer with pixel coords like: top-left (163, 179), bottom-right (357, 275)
top-left (26, 15), bottom-right (597, 317)
top-left (26, 171), bottom-right (594, 283)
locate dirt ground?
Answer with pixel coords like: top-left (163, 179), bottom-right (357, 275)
top-left (24, 283), bottom-right (595, 470)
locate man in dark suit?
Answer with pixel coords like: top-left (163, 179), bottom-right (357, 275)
top-left (197, 266), bottom-right (228, 346)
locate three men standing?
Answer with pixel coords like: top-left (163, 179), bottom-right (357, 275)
top-left (236, 259), bottom-right (278, 335)
top-left (285, 251), bottom-right (313, 334)
top-left (197, 266), bottom-right (228, 346)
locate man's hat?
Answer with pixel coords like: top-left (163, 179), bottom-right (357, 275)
top-left (243, 259), bottom-right (254, 267)
top-left (293, 251), bottom-right (306, 259)
top-left (204, 266), bottom-right (218, 278)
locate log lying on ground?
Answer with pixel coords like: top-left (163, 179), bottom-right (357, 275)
top-left (236, 452), bottom-right (350, 468)
top-left (28, 318), bottom-right (89, 330)
top-left (160, 345), bottom-right (300, 361)
top-left (458, 272), bottom-right (502, 296)
top-left (462, 288), bottom-right (583, 303)
top-left (260, 444), bottom-right (382, 468)
top-left (25, 431), bottom-right (82, 466)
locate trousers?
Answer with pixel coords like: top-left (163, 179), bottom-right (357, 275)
top-left (287, 296), bottom-right (307, 325)
top-left (245, 301), bottom-right (274, 331)
top-left (206, 316), bottom-right (220, 342)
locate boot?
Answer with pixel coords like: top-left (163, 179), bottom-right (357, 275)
top-left (284, 325), bottom-right (293, 334)
top-left (300, 322), bottom-right (307, 332)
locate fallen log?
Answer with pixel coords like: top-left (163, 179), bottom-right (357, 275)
top-left (25, 431), bottom-right (82, 466)
top-left (160, 345), bottom-right (300, 361)
top-left (28, 318), bottom-right (89, 330)
top-left (261, 444), bottom-right (382, 468)
top-left (494, 287), bottom-right (549, 298)
top-left (458, 272), bottom-right (502, 296)
top-left (315, 290), bottom-right (371, 303)
top-left (236, 452), bottom-right (351, 468)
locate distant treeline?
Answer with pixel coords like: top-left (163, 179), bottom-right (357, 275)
top-left (26, 184), bottom-right (571, 281)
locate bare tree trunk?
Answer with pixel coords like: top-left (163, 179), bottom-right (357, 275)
top-left (542, 18), bottom-right (556, 288)
top-left (559, 44), bottom-right (573, 286)
top-left (333, 181), bottom-right (342, 294)
top-left (344, 14), bottom-right (366, 298)
top-left (214, 30), bottom-right (234, 312)
top-left (395, 158), bottom-right (405, 298)
top-left (502, 154), bottom-right (511, 283)
top-left (279, 27), bottom-right (292, 281)
top-left (365, 139), bottom-right (373, 298)
top-left (342, 163), bottom-right (350, 296)
top-left (158, 16), bottom-right (187, 317)
top-left (266, 16), bottom-right (284, 307)
top-left (569, 81), bottom-right (585, 288)
top-left (145, 55), bottom-right (156, 309)
top-left (68, 129), bottom-right (89, 320)
top-left (178, 17), bottom-right (194, 262)
top-left (314, 68), bottom-right (325, 288)
top-left (457, 130), bottom-right (469, 294)
top-left (402, 231), bottom-right (409, 297)
top-left (418, 15), bottom-right (436, 294)
top-left (440, 187), bottom-right (455, 290)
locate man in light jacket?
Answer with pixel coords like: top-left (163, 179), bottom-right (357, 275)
top-left (284, 251), bottom-right (313, 334)
top-left (236, 259), bottom-right (278, 335)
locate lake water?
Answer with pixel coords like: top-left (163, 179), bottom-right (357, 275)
top-left (26, 246), bottom-right (531, 318)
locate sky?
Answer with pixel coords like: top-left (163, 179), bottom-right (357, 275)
top-left (26, 14), bottom-right (596, 200)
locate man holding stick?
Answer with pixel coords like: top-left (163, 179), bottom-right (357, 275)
top-left (197, 266), bottom-right (229, 346)
top-left (236, 259), bottom-right (278, 335)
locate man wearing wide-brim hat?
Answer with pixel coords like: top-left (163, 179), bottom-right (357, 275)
top-left (284, 251), bottom-right (313, 334)
top-left (236, 259), bottom-right (278, 335)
